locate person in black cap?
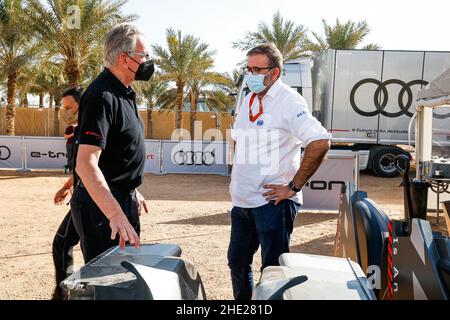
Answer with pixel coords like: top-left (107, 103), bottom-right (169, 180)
top-left (51, 87), bottom-right (83, 300)
top-left (71, 24), bottom-right (153, 263)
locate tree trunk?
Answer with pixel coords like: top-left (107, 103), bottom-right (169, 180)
top-left (24, 94), bottom-right (29, 108)
top-left (5, 72), bottom-right (18, 135)
top-left (53, 105), bottom-right (60, 136)
top-left (53, 96), bottom-right (62, 136)
top-left (55, 96), bottom-right (62, 108)
top-left (18, 92), bottom-right (29, 107)
top-left (19, 93), bottom-right (26, 108)
top-left (39, 93), bottom-right (44, 108)
top-left (147, 107), bottom-right (153, 139)
top-left (175, 83), bottom-right (184, 136)
top-left (216, 112), bottom-right (222, 129)
top-left (49, 95), bottom-right (54, 108)
top-left (65, 61), bottom-right (80, 87)
top-left (189, 91), bottom-right (198, 140)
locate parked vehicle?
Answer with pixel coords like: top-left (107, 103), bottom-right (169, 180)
top-left (234, 49), bottom-right (450, 177)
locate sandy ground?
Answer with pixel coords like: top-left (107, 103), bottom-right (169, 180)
top-left (0, 171), bottom-right (448, 300)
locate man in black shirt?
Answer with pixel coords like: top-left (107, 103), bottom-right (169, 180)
top-left (72, 24), bottom-right (154, 263)
top-left (52, 87), bottom-right (83, 300)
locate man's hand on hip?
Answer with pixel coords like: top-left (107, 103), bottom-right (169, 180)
top-left (263, 184), bottom-right (296, 206)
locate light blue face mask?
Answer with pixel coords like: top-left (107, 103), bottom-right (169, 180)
top-left (246, 73), bottom-right (267, 94)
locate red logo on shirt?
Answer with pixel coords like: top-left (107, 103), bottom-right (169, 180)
top-left (84, 131), bottom-right (103, 140)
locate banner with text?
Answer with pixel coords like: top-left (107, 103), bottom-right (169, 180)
top-left (144, 140), bottom-right (161, 174)
top-left (302, 154), bottom-right (357, 211)
top-left (0, 136), bottom-right (23, 169)
top-left (161, 141), bottom-right (228, 175)
top-left (24, 137), bottom-right (67, 170)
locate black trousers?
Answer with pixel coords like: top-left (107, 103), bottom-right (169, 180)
top-left (52, 210), bottom-right (79, 299)
top-left (70, 185), bottom-right (141, 263)
top-left (66, 143), bottom-right (75, 173)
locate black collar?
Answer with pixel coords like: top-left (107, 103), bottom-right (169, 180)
top-left (102, 68), bottom-right (136, 99)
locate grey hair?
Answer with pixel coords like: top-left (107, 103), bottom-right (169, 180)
top-left (247, 43), bottom-right (284, 79)
top-left (104, 24), bottom-right (145, 68)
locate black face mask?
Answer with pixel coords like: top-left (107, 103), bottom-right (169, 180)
top-left (127, 55), bottom-right (155, 81)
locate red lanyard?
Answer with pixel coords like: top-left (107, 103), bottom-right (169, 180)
top-left (249, 93), bottom-right (264, 122)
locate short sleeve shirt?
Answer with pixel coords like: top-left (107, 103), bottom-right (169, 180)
top-left (230, 79), bottom-right (331, 208)
top-left (77, 68), bottom-right (146, 191)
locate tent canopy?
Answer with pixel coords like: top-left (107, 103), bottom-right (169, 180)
top-left (417, 68), bottom-right (450, 108)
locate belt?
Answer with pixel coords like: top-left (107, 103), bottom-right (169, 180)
top-left (77, 180), bottom-right (135, 195)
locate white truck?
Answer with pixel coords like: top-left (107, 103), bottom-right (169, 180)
top-left (235, 49), bottom-right (450, 177)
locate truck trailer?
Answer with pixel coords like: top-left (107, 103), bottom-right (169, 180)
top-left (235, 49), bottom-right (450, 177)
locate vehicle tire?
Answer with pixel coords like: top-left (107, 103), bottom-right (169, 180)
top-left (371, 146), bottom-right (409, 178)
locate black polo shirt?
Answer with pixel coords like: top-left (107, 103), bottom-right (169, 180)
top-left (77, 68), bottom-right (146, 191)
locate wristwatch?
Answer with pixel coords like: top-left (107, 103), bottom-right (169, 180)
top-left (288, 180), bottom-right (301, 193)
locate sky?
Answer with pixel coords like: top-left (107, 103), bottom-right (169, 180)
top-left (122, 0), bottom-right (450, 74)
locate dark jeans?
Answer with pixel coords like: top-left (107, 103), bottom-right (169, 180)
top-left (52, 210), bottom-right (79, 300)
top-left (227, 200), bottom-right (301, 300)
top-left (70, 185), bottom-right (140, 263)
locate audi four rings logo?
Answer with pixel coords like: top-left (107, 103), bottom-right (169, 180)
top-left (349, 78), bottom-right (450, 118)
top-left (173, 150), bottom-right (216, 166)
top-left (0, 145), bottom-right (11, 161)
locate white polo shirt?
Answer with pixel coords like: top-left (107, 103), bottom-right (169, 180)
top-left (230, 79), bottom-right (331, 208)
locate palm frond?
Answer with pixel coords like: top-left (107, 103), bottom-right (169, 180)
top-left (232, 10), bottom-right (308, 60)
top-left (307, 18), bottom-right (378, 53)
top-left (24, 0), bottom-right (134, 85)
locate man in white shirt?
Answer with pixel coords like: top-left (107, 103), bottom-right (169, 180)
top-left (228, 43), bottom-right (331, 300)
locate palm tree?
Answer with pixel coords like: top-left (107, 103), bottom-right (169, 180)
top-left (80, 43), bottom-right (105, 85)
top-left (26, 0), bottom-right (135, 86)
top-left (226, 68), bottom-right (245, 99)
top-left (187, 72), bottom-right (234, 138)
top-left (16, 60), bottom-right (66, 109)
top-left (134, 75), bottom-right (169, 139)
top-left (306, 18), bottom-right (380, 54)
top-left (361, 43), bottom-right (381, 51)
top-left (152, 28), bottom-right (216, 136)
top-left (16, 64), bottom-right (42, 107)
top-left (233, 10), bottom-right (309, 60)
top-left (230, 69), bottom-right (243, 90)
top-left (0, 0), bottom-right (39, 135)
top-left (15, 67), bottom-right (34, 107)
